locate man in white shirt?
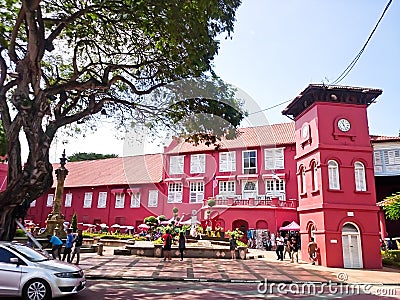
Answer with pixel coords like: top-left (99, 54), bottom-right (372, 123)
top-left (275, 233), bottom-right (285, 261)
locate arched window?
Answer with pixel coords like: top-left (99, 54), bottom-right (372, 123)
top-left (328, 160), bottom-right (340, 190)
top-left (311, 161), bottom-right (318, 191)
top-left (300, 165), bottom-right (306, 194)
top-left (354, 161), bottom-right (366, 191)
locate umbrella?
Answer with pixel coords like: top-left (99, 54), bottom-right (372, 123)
top-left (126, 225), bottom-right (134, 230)
top-left (138, 224), bottom-right (149, 230)
top-left (99, 223), bottom-right (108, 228)
top-left (111, 224), bottom-right (121, 228)
top-left (279, 221), bottom-right (300, 231)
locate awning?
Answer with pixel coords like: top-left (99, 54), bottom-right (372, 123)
top-left (186, 177), bottom-right (205, 181)
top-left (279, 221), bottom-right (300, 231)
top-left (215, 175), bottom-right (236, 181)
top-left (164, 177), bottom-right (183, 182)
top-left (237, 174), bottom-right (259, 180)
top-left (262, 173), bottom-right (286, 180)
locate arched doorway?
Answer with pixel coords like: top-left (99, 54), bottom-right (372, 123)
top-left (342, 223), bottom-right (363, 268)
top-left (232, 219), bottom-right (249, 243)
top-left (256, 220), bottom-right (268, 229)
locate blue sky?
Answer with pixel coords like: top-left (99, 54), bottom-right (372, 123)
top-left (47, 0), bottom-right (400, 161)
top-left (213, 0), bottom-right (399, 136)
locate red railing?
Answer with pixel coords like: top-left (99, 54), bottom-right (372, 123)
top-left (204, 197), bottom-right (298, 208)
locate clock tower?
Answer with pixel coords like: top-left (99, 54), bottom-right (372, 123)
top-left (282, 84), bottom-right (383, 269)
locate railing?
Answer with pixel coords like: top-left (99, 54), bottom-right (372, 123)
top-left (204, 196), bottom-right (298, 208)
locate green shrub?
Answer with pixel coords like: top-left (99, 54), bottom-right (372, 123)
top-left (382, 250), bottom-right (400, 262)
top-left (153, 237), bottom-right (163, 244)
top-left (15, 229), bottom-right (26, 237)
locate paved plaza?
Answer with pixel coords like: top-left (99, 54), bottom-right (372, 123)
top-left (78, 243), bottom-right (400, 286)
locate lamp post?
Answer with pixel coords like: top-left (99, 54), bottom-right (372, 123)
top-left (39, 150), bottom-right (69, 239)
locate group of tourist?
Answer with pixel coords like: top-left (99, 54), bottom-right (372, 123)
top-left (46, 229), bottom-right (84, 265)
top-left (162, 229), bottom-right (186, 261)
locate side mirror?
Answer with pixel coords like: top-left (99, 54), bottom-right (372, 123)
top-left (10, 257), bottom-right (19, 265)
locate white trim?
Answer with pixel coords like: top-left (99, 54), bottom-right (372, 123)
top-left (164, 177), bottom-right (183, 182)
top-left (262, 173), bottom-right (285, 180)
top-left (186, 177), bottom-right (205, 181)
top-left (237, 174), bottom-right (258, 180)
top-left (215, 175), bottom-right (236, 180)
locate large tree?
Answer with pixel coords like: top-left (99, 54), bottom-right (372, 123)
top-left (68, 152), bottom-right (118, 162)
top-left (0, 0), bottom-right (244, 240)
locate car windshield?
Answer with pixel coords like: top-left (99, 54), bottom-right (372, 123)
top-left (9, 244), bottom-right (51, 262)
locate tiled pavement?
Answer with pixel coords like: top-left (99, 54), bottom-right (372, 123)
top-left (78, 245), bottom-right (400, 286)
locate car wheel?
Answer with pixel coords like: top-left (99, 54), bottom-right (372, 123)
top-left (22, 279), bottom-right (51, 300)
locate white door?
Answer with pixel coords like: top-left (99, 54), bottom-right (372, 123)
top-left (342, 224), bottom-right (363, 268)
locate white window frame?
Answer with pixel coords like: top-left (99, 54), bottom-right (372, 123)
top-left (190, 154), bottom-right (206, 174)
top-left (299, 166), bottom-right (306, 194)
top-left (169, 155), bottom-right (184, 175)
top-left (115, 193), bottom-right (125, 208)
top-left (97, 192), bottom-right (107, 208)
top-left (328, 160), bottom-right (340, 190)
top-left (65, 193), bottom-right (72, 208)
top-left (265, 179), bottom-right (286, 199)
top-left (243, 150), bottom-right (257, 174)
top-left (83, 192), bottom-right (93, 208)
top-left (46, 194), bottom-right (54, 207)
top-left (354, 161), bottom-right (367, 191)
top-left (219, 181), bottom-right (236, 196)
top-left (130, 192), bottom-right (141, 208)
top-left (264, 148), bottom-right (285, 170)
top-left (219, 152), bottom-right (236, 172)
top-left (168, 182), bottom-right (183, 203)
top-left (148, 190), bottom-right (158, 207)
top-left (242, 180), bottom-right (258, 199)
top-left (189, 181), bottom-right (204, 203)
top-left (312, 162), bottom-right (319, 191)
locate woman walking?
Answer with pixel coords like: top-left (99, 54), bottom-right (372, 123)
top-left (178, 232), bottom-right (186, 261)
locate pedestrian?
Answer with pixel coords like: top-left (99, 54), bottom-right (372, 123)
top-left (230, 235), bottom-right (237, 260)
top-left (178, 231), bottom-right (186, 261)
top-left (283, 233), bottom-right (292, 260)
top-left (275, 233), bottom-right (284, 261)
top-left (62, 228), bottom-right (74, 262)
top-left (290, 236), bottom-right (299, 263)
top-left (162, 229), bottom-right (173, 261)
top-left (307, 237), bottom-right (318, 265)
top-left (70, 229), bottom-right (84, 265)
top-left (47, 234), bottom-right (63, 260)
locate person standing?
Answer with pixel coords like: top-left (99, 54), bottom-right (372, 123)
top-left (283, 233), bottom-right (292, 260)
top-left (275, 233), bottom-right (284, 261)
top-left (290, 236), bottom-right (299, 263)
top-left (178, 231), bottom-right (186, 261)
top-left (47, 234), bottom-right (63, 260)
top-left (307, 237), bottom-right (318, 265)
top-left (162, 229), bottom-right (173, 261)
top-left (62, 228), bottom-right (74, 262)
top-left (70, 230), bottom-right (84, 265)
top-left (230, 235), bottom-right (237, 260)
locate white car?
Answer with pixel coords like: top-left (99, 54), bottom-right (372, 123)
top-left (0, 241), bottom-right (85, 300)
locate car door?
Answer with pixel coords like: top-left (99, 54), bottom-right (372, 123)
top-left (0, 247), bottom-right (22, 296)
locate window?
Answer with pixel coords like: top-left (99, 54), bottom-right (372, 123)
top-left (190, 154), bottom-right (206, 174)
top-left (46, 194), bottom-right (54, 207)
top-left (299, 166), bottom-right (306, 194)
top-left (115, 193), bottom-right (125, 208)
top-left (190, 181), bottom-right (204, 203)
top-left (168, 183), bottom-right (183, 203)
top-left (354, 161), bottom-right (367, 191)
top-left (219, 181), bottom-right (236, 195)
top-left (169, 155), bottom-right (184, 174)
top-left (311, 161), bottom-right (319, 191)
top-left (97, 192), bottom-right (107, 208)
top-left (83, 192), bottom-right (93, 208)
top-left (242, 181), bottom-right (257, 199)
top-left (0, 248), bottom-right (18, 263)
top-left (243, 150), bottom-right (257, 174)
top-left (30, 200), bottom-right (36, 207)
top-left (265, 179), bottom-right (286, 199)
top-left (130, 192), bottom-right (141, 208)
top-left (219, 152), bottom-right (236, 172)
top-left (148, 190), bottom-right (158, 207)
top-left (264, 148), bottom-right (284, 170)
top-left (65, 193), bottom-right (72, 207)
top-left (328, 160), bottom-right (340, 190)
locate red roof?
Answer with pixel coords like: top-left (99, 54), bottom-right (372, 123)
top-left (164, 123), bottom-right (296, 154)
top-left (370, 135), bottom-right (400, 142)
top-left (52, 154), bottom-right (163, 188)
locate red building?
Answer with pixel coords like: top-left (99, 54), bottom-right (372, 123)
top-left (25, 84), bottom-right (399, 269)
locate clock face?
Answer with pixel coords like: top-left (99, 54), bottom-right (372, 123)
top-left (301, 125), bottom-right (309, 139)
top-left (337, 118), bottom-right (351, 132)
